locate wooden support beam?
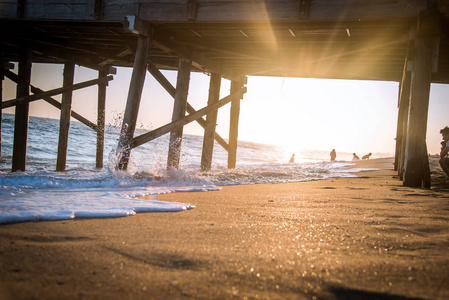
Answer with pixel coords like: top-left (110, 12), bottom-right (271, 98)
top-left (0, 67), bottom-right (3, 157)
top-left (395, 36), bottom-right (413, 176)
top-left (116, 35), bottom-right (151, 170)
top-left (397, 69), bottom-right (411, 180)
top-left (147, 62), bottom-right (229, 152)
top-left (96, 70), bottom-right (107, 169)
top-left (201, 72), bottom-right (221, 171)
top-left (124, 15), bottom-right (152, 37)
top-left (129, 87), bottom-right (247, 150)
top-left (228, 76), bottom-right (247, 169)
top-left (0, 61), bottom-right (10, 157)
top-left (1, 67), bottom-right (98, 131)
top-left (403, 10), bottom-right (436, 188)
top-left (167, 58), bottom-right (191, 169)
top-left (56, 58), bottom-right (75, 172)
top-left (1, 76), bottom-right (113, 109)
top-left (94, 0), bottom-right (104, 20)
top-left (12, 44), bottom-right (32, 172)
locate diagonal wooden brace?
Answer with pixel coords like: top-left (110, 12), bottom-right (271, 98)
top-left (1, 75), bottom-right (113, 109)
top-left (1, 68), bottom-right (98, 131)
top-left (129, 87), bottom-right (247, 150)
top-left (147, 62), bottom-right (229, 152)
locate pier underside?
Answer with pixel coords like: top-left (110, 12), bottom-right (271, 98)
top-left (1, 0), bottom-right (449, 187)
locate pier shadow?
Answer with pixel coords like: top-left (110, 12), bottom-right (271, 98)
top-left (328, 286), bottom-right (424, 300)
top-left (104, 246), bottom-right (208, 271)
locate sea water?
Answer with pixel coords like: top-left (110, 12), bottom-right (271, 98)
top-left (0, 114), bottom-right (376, 224)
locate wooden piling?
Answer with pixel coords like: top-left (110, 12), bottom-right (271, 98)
top-left (167, 58), bottom-right (191, 169)
top-left (403, 11), bottom-right (436, 187)
top-left (201, 72), bottom-right (221, 171)
top-left (228, 76), bottom-right (246, 169)
top-left (147, 62), bottom-right (229, 152)
top-left (116, 35), bottom-right (151, 170)
top-left (56, 57), bottom-right (75, 171)
top-left (12, 44), bottom-right (32, 172)
top-left (0, 69), bottom-right (3, 157)
top-left (96, 70), bottom-right (107, 169)
top-left (397, 70), bottom-right (411, 180)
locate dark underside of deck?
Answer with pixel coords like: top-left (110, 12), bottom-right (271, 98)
top-left (1, 0), bottom-right (449, 82)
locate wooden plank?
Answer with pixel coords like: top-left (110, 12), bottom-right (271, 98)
top-left (0, 1), bottom-right (18, 18)
top-left (147, 62), bottom-right (229, 151)
top-left (201, 71), bottom-right (221, 171)
top-left (96, 70), bottom-right (107, 169)
top-left (167, 58), bottom-right (191, 169)
top-left (56, 58), bottom-right (75, 171)
top-left (227, 76), bottom-right (246, 169)
top-left (22, 1), bottom-right (97, 20)
top-left (116, 35), bottom-right (151, 170)
top-left (139, 0), bottom-right (426, 22)
top-left (12, 44), bottom-right (32, 172)
top-left (130, 87), bottom-right (246, 150)
top-left (403, 11), bottom-right (435, 187)
top-left (3, 0), bottom-right (427, 21)
top-left (1, 75), bottom-right (113, 109)
top-left (1, 67), bottom-right (98, 131)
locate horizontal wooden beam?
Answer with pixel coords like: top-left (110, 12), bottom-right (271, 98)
top-left (139, 0), bottom-right (426, 22)
top-left (147, 62), bottom-right (229, 152)
top-left (1, 68), bottom-right (98, 131)
top-left (1, 74), bottom-right (113, 109)
top-left (2, 1), bottom-right (427, 22)
top-left (129, 87), bottom-right (247, 150)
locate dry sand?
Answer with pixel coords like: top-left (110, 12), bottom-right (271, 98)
top-left (0, 158), bottom-right (448, 300)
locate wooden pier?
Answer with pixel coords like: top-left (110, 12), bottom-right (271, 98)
top-left (1, 0), bottom-right (449, 187)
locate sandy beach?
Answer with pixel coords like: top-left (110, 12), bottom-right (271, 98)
top-left (0, 157), bottom-right (448, 300)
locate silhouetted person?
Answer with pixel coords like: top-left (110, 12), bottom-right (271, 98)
top-left (439, 126), bottom-right (449, 178)
top-left (352, 153), bottom-right (360, 160)
top-left (362, 153), bottom-right (372, 160)
top-left (330, 149), bottom-right (336, 161)
top-left (289, 154), bottom-right (295, 163)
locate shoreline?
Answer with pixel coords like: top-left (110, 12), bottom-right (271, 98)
top-left (1, 157), bottom-right (448, 299)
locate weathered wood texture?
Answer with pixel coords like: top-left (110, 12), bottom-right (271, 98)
top-left (167, 58), bottom-right (191, 169)
top-left (116, 35), bottom-right (150, 170)
top-left (0, 1), bottom-right (428, 21)
top-left (228, 77), bottom-right (245, 169)
top-left (403, 11), bottom-right (436, 188)
top-left (395, 36), bottom-right (413, 176)
top-left (56, 59), bottom-right (75, 172)
top-left (96, 70), bottom-right (107, 169)
top-left (139, 0), bottom-right (427, 22)
top-left (11, 44), bottom-right (32, 172)
top-left (396, 70), bottom-right (411, 181)
top-left (201, 71), bottom-right (221, 171)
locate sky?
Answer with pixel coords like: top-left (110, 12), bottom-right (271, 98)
top-left (2, 63), bottom-right (449, 156)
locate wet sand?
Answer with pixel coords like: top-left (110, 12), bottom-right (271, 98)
top-left (0, 158), bottom-right (448, 299)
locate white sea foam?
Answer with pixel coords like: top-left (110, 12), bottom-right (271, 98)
top-left (0, 114), bottom-right (380, 224)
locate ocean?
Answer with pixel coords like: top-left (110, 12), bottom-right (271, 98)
top-left (0, 114), bottom-right (376, 224)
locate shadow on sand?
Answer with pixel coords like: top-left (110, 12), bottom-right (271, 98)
top-left (329, 286), bottom-right (424, 300)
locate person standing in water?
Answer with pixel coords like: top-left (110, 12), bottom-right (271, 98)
top-left (330, 149), bottom-right (336, 161)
